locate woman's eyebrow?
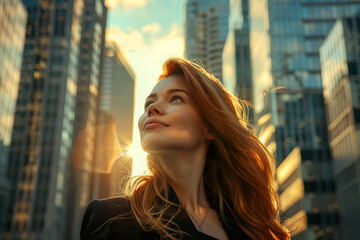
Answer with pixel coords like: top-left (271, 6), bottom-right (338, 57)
top-left (145, 88), bottom-right (190, 100)
top-left (167, 88), bottom-right (190, 96)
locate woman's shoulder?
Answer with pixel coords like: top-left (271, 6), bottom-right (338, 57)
top-left (84, 196), bottom-right (131, 218)
top-left (80, 196), bottom-right (153, 240)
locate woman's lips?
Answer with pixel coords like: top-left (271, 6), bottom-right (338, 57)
top-left (143, 123), bottom-right (168, 130)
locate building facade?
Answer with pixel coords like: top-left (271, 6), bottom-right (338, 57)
top-left (185, 0), bottom-right (229, 80)
top-left (0, 0), bottom-right (27, 231)
top-left (99, 41), bottom-right (135, 150)
top-left (223, 0), bottom-right (253, 123)
top-left (273, 89), bottom-right (331, 168)
top-left (2, 0), bottom-right (84, 239)
top-left (92, 110), bottom-right (120, 199)
top-left (65, 0), bottom-right (107, 239)
top-left (247, 1), bottom-right (359, 238)
top-left (248, 0), bottom-right (276, 156)
top-left (320, 16), bottom-right (360, 240)
top-left (271, 1), bottom-right (360, 164)
top-left (92, 41), bottom-right (135, 199)
top-left (277, 147), bottom-right (340, 240)
top-left (249, 0), bottom-right (360, 165)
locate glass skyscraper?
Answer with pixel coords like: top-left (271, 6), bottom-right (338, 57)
top-left (223, 0), bottom-right (253, 123)
top-left (248, 0), bottom-right (276, 157)
top-left (320, 15), bottom-right (360, 240)
top-left (99, 41), bottom-right (135, 152)
top-left (92, 41), bottom-right (135, 199)
top-left (65, 0), bottom-right (107, 239)
top-left (185, 0), bottom-right (229, 80)
top-left (2, 0), bottom-right (84, 239)
top-left (277, 147), bottom-right (340, 240)
top-left (247, 0), bottom-right (360, 239)
top-left (0, 0), bottom-right (27, 231)
top-left (250, 0), bottom-right (360, 164)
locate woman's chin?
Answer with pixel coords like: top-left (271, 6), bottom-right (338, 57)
top-left (141, 143), bottom-right (185, 154)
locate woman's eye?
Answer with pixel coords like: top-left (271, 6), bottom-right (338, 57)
top-left (170, 96), bottom-right (183, 103)
top-left (144, 101), bottom-right (153, 110)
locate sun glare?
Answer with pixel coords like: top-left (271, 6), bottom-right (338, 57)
top-left (130, 126), bottom-right (149, 176)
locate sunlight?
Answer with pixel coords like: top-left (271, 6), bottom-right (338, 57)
top-left (125, 143), bottom-right (136, 158)
top-left (131, 126), bottom-right (149, 176)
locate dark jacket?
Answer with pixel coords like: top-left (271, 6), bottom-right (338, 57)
top-left (80, 187), bottom-right (250, 240)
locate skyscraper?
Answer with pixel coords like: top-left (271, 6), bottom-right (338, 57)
top-left (222, 0), bottom-right (253, 123)
top-left (92, 110), bottom-right (121, 199)
top-left (0, 0), bottom-right (27, 231)
top-left (2, 0), bottom-right (84, 239)
top-left (247, 1), bottom-right (357, 238)
top-left (248, 0), bottom-right (276, 157)
top-left (277, 147), bottom-right (340, 240)
top-left (249, 0), bottom-right (360, 164)
top-left (65, 0), bottom-right (107, 239)
top-left (320, 15), bottom-right (360, 239)
top-left (185, 0), bottom-right (229, 80)
top-left (99, 41), bottom-right (135, 151)
top-left (274, 90), bottom-right (339, 240)
top-left (92, 41), bottom-right (135, 199)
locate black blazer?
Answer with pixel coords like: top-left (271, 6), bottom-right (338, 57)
top-left (80, 187), bottom-right (250, 240)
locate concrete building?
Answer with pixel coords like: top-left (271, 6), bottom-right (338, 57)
top-left (277, 147), bottom-right (340, 240)
top-left (0, 0), bottom-right (27, 231)
top-left (65, 0), bottom-right (107, 239)
top-left (185, 0), bottom-right (229, 80)
top-left (320, 16), bottom-right (360, 240)
top-left (2, 0), bottom-right (84, 239)
top-left (222, 0), bottom-right (253, 123)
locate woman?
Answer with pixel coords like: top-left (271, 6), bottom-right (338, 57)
top-left (80, 57), bottom-right (290, 240)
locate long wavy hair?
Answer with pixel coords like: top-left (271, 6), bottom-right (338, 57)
top-left (123, 57), bottom-right (290, 239)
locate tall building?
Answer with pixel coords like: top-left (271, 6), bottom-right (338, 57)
top-left (320, 16), bottom-right (360, 240)
top-left (273, 89), bottom-right (331, 167)
top-left (222, 0), bottom-right (253, 123)
top-left (249, 0), bottom-right (360, 165)
top-left (99, 41), bottom-right (135, 151)
top-left (2, 0), bottom-right (84, 239)
top-left (185, 0), bottom-right (229, 80)
top-left (92, 41), bottom-right (135, 199)
top-left (248, 0), bottom-right (276, 157)
top-left (247, 1), bottom-right (360, 238)
top-left (277, 147), bottom-right (340, 240)
top-left (0, 0), bottom-right (27, 231)
top-left (92, 110), bottom-right (121, 199)
top-left (65, 0), bottom-right (107, 239)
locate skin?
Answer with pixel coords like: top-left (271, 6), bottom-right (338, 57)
top-left (138, 75), bottom-right (229, 240)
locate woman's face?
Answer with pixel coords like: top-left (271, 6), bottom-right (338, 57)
top-left (138, 75), bottom-right (211, 153)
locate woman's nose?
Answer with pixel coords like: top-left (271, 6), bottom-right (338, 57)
top-left (147, 102), bottom-right (163, 116)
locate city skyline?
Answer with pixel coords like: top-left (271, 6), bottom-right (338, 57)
top-left (0, 0), bottom-right (359, 239)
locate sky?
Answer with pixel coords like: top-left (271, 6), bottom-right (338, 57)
top-left (105, 0), bottom-right (187, 176)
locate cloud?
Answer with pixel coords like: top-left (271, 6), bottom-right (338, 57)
top-left (151, 23), bottom-right (184, 59)
top-left (105, 0), bottom-right (148, 9)
top-left (141, 23), bottom-right (161, 34)
top-left (106, 26), bottom-right (147, 53)
top-left (105, 23), bottom-right (184, 63)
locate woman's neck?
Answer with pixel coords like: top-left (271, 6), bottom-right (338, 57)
top-left (154, 146), bottom-right (210, 211)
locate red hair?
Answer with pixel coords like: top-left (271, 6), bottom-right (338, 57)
top-left (125, 57), bottom-right (290, 239)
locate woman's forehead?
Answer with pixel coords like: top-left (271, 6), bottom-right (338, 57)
top-left (151, 75), bottom-right (188, 94)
